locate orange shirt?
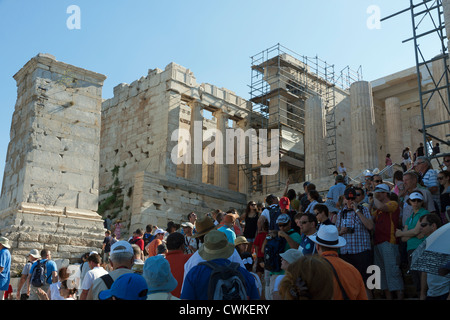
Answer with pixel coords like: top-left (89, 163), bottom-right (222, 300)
top-left (321, 251), bottom-right (368, 300)
top-left (165, 250), bottom-right (193, 298)
top-left (147, 238), bottom-right (162, 257)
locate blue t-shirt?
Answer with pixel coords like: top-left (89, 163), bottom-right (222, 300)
top-left (0, 248), bottom-right (11, 291)
top-left (299, 233), bottom-right (317, 255)
top-left (181, 258), bottom-right (260, 300)
top-left (29, 259), bottom-right (58, 285)
top-left (218, 226), bottom-right (236, 244)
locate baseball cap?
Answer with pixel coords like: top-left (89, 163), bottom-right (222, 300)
top-left (279, 197), bottom-right (290, 210)
top-left (409, 191), bottom-right (424, 201)
top-left (110, 240), bottom-right (134, 255)
top-left (344, 187), bottom-right (357, 200)
top-left (99, 273), bottom-right (148, 300)
top-left (374, 183), bottom-right (390, 193)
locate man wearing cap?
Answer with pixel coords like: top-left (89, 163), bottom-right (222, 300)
top-left (309, 225), bottom-right (368, 300)
top-left (146, 228), bottom-right (166, 257)
top-left (0, 236), bottom-right (11, 300)
top-left (87, 240), bottom-right (135, 300)
top-left (182, 216), bottom-right (245, 288)
top-left (218, 213), bottom-right (238, 244)
top-left (182, 221), bottom-right (198, 254)
top-left (327, 175), bottom-right (347, 205)
top-left (335, 187), bottom-right (374, 298)
top-left (371, 183), bottom-right (404, 300)
top-left (16, 249), bottom-right (40, 300)
top-left (99, 272), bottom-right (148, 300)
top-left (181, 230), bottom-right (260, 300)
top-left (272, 249), bottom-right (304, 300)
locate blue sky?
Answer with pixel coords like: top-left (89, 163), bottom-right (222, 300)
top-left (0, 0), bottom-right (441, 186)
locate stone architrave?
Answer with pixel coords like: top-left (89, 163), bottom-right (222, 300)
top-left (0, 54), bottom-right (106, 270)
top-left (350, 81), bottom-right (378, 171)
top-left (385, 97), bottom-right (403, 163)
top-left (305, 95), bottom-right (328, 180)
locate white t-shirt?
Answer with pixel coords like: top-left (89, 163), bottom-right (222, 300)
top-left (81, 266), bottom-right (108, 291)
top-left (261, 204), bottom-right (279, 225)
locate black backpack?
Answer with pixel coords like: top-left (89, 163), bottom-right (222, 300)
top-left (30, 260), bottom-right (48, 287)
top-left (199, 261), bottom-right (248, 300)
top-left (268, 205), bottom-right (282, 231)
top-left (263, 236), bottom-right (287, 272)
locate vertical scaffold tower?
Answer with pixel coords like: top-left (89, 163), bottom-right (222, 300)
top-left (244, 44), bottom-right (362, 194)
top-left (382, 0), bottom-right (450, 164)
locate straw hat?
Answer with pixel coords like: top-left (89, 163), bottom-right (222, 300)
top-left (192, 216), bottom-right (216, 238)
top-left (198, 230), bottom-right (235, 261)
top-left (0, 236), bottom-right (11, 249)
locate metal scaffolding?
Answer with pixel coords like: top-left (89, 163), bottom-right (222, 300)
top-left (382, 0), bottom-right (450, 166)
top-left (243, 44), bottom-right (362, 193)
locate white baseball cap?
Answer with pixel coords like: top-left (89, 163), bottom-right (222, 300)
top-left (110, 241), bottom-right (134, 255)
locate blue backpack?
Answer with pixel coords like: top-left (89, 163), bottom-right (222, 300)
top-left (263, 236), bottom-right (287, 272)
top-left (30, 260), bottom-right (48, 287)
top-left (268, 205), bottom-right (281, 231)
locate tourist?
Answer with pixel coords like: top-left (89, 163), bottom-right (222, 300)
top-left (180, 230), bottom-right (259, 300)
top-left (417, 214), bottom-right (449, 300)
top-left (414, 156), bottom-right (440, 209)
top-left (37, 279), bottom-right (77, 300)
top-left (257, 194), bottom-right (281, 232)
top-left (386, 153), bottom-right (393, 177)
top-left (145, 228), bottom-right (165, 257)
top-left (372, 174), bottom-right (383, 187)
top-left (112, 218), bottom-right (123, 240)
top-left (218, 212), bottom-right (238, 244)
top-left (240, 251), bottom-right (263, 297)
top-left (272, 249), bottom-right (304, 300)
top-left (16, 249), bottom-right (40, 300)
top-left (144, 255), bottom-right (179, 300)
top-left (338, 162), bottom-right (347, 174)
top-left (165, 231), bottom-right (193, 298)
top-left (335, 187), bottom-right (374, 298)
top-left (142, 224), bottom-right (155, 257)
top-left (166, 221), bottom-right (181, 235)
top-left (327, 175), bottom-right (346, 205)
top-left (129, 228), bottom-right (145, 252)
top-left (278, 255), bottom-right (335, 300)
top-left (241, 201), bottom-right (259, 252)
top-left (87, 240), bottom-right (134, 300)
top-left (395, 190), bottom-right (430, 295)
top-left (80, 253), bottom-right (108, 300)
top-left (297, 213), bottom-right (318, 255)
top-left (305, 189), bottom-right (321, 214)
top-left (187, 211), bottom-right (198, 231)
top-left (182, 221), bottom-right (198, 254)
top-left (99, 273), bottom-right (148, 300)
top-left (443, 155), bottom-right (450, 172)
top-left (102, 230), bottom-right (114, 264)
top-left (437, 170), bottom-right (450, 223)
top-left (371, 183), bottom-right (404, 300)
top-left (253, 220), bottom-right (268, 283)
top-left (314, 203), bottom-right (334, 228)
top-left (235, 236), bottom-right (249, 256)
top-left (27, 249), bottom-right (58, 300)
top-left (309, 224), bottom-right (368, 300)
top-left (283, 179), bottom-right (300, 212)
top-left (402, 147), bottom-right (413, 171)
top-left (131, 244), bottom-right (144, 275)
top-left (392, 170), bottom-right (405, 196)
top-left (0, 236), bottom-right (11, 300)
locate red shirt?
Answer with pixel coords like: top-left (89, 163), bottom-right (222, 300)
top-left (165, 250), bottom-right (193, 298)
top-left (253, 232), bottom-right (267, 258)
top-left (372, 201), bottom-right (400, 245)
top-left (130, 236), bottom-right (145, 251)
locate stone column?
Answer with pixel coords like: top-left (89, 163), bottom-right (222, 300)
top-left (304, 95), bottom-right (328, 180)
top-left (385, 97), bottom-right (403, 163)
top-left (187, 100), bottom-right (203, 183)
top-left (350, 81), bottom-right (378, 171)
top-left (213, 109), bottom-right (229, 188)
top-left (237, 119), bottom-right (250, 194)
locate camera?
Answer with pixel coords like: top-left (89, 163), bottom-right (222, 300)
top-left (346, 227), bottom-right (355, 234)
top-left (357, 204), bottom-right (364, 212)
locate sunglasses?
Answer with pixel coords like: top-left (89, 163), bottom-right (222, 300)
top-left (250, 203), bottom-right (257, 206)
top-left (410, 199), bottom-right (423, 203)
top-left (374, 180), bottom-right (382, 183)
top-left (299, 221), bottom-right (310, 225)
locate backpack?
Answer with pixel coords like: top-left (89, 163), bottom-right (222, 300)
top-left (263, 236), bottom-right (287, 272)
top-left (268, 205), bottom-right (282, 231)
top-left (142, 233), bottom-right (154, 256)
top-left (30, 260), bottom-right (48, 287)
top-left (199, 261), bottom-right (248, 300)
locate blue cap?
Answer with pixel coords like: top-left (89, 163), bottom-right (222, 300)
top-left (98, 273), bottom-right (148, 300)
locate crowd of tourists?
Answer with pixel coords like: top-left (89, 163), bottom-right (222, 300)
top-left (0, 152), bottom-right (449, 301)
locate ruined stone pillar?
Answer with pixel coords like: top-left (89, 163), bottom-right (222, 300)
top-left (350, 81), bottom-right (378, 171)
top-left (237, 119), bottom-right (250, 194)
top-left (187, 100), bottom-right (203, 183)
top-left (213, 109), bottom-right (229, 189)
top-left (304, 95), bottom-right (328, 180)
top-left (0, 53), bottom-right (106, 269)
top-left (385, 97), bottom-right (403, 163)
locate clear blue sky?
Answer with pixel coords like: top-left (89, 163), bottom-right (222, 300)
top-left (0, 0), bottom-right (441, 187)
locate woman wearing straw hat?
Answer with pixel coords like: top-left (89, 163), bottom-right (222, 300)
top-left (0, 236), bottom-right (11, 300)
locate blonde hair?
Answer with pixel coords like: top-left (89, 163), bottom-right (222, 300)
top-left (278, 255), bottom-right (334, 300)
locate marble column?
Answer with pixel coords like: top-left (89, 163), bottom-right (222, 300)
top-left (385, 97), bottom-right (403, 163)
top-left (187, 100), bottom-right (203, 183)
top-left (237, 119), bottom-right (250, 194)
top-left (213, 109), bottom-right (229, 188)
top-left (350, 81), bottom-right (378, 171)
top-left (304, 95), bottom-right (328, 180)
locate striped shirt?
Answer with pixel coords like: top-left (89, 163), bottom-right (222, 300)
top-left (335, 206), bottom-right (372, 254)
